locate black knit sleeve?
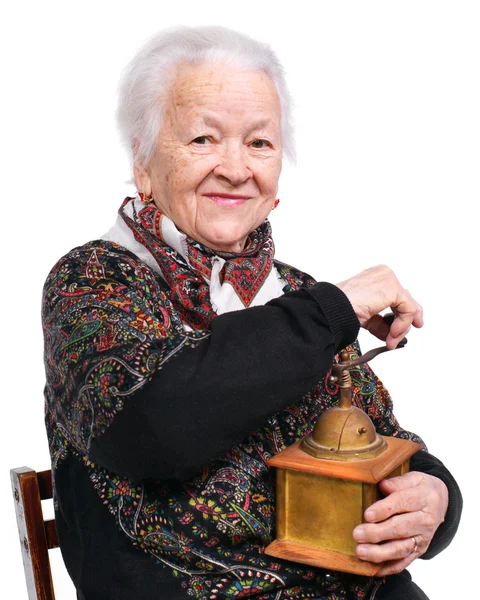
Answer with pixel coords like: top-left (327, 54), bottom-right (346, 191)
top-left (91, 281), bottom-right (359, 480)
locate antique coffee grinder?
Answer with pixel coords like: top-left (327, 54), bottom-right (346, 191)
top-left (264, 337), bottom-right (420, 576)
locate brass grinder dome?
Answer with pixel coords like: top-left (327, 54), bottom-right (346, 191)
top-left (301, 356), bottom-right (387, 461)
top-left (301, 405), bottom-right (387, 460)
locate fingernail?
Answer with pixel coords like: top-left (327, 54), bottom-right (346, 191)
top-left (353, 526), bottom-right (366, 542)
top-left (365, 509), bottom-right (376, 521)
top-left (357, 546), bottom-right (368, 558)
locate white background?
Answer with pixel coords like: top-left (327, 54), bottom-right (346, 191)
top-left (1, 1), bottom-right (478, 598)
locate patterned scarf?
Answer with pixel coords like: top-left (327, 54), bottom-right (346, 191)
top-left (118, 197), bottom-right (277, 328)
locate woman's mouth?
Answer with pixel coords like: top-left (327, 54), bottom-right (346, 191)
top-left (203, 193), bottom-right (251, 207)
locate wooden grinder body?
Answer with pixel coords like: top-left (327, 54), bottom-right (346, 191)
top-left (265, 435), bottom-right (420, 576)
top-left (264, 343), bottom-right (420, 576)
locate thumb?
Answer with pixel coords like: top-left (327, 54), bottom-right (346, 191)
top-left (365, 314), bottom-right (389, 341)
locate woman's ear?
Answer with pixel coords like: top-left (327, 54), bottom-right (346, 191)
top-left (133, 162), bottom-right (152, 196)
top-left (132, 138), bottom-right (152, 195)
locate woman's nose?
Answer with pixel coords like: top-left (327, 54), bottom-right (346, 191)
top-left (213, 146), bottom-right (252, 186)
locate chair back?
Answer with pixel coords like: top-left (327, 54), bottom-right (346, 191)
top-left (11, 467), bottom-right (58, 600)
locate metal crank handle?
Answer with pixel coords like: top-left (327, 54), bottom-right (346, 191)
top-left (333, 313), bottom-right (408, 374)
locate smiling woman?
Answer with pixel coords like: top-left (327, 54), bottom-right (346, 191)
top-left (40, 24), bottom-right (462, 600)
top-left (133, 63), bottom-right (283, 252)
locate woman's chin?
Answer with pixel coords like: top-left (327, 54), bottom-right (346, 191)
top-left (199, 224), bottom-right (252, 253)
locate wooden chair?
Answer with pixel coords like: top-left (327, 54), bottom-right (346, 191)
top-left (11, 467), bottom-right (58, 600)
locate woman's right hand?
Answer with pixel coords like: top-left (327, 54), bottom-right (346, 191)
top-left (336, 265), bottom-right (423, 349)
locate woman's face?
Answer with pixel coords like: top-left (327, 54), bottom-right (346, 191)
top-left (135, 62), bottom-right (283, 252)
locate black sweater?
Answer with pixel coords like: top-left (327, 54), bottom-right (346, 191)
top-left (43, 241), bottom-right (462, 600)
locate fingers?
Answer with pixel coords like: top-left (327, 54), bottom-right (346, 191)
top-left (354, 511), bottom-right (423, 546)
top-left (376, 472), bottom-right (449, 527)
top-left (356, 533), bottom-right (428, 576)
top-left (336, 265), bottom-right (423, 346)
top-left (365, 315), bottom-right (390, 341)
top-left (364, 476), bottom-right (426, 524)
top-left (355, 534), bottom-right (423, 568)
top-left (354, 513), bottom-right (429, 572)
top-left (378, 471), bottom-right (424, 495)
top-left (375, 555), bottom-right (417, 578)
top-left (385, 292), bottom-right (423, 349)
top-left (373, 545), bottom-right (422, 577)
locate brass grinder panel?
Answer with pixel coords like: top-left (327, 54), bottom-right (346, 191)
top-left (282, 470), bottom-right (363, 556)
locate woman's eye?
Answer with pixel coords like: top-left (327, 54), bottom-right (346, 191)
top-left (192, 136), bottom-right (211, 145)
top-left (250, 139), bottom-right (271, 149)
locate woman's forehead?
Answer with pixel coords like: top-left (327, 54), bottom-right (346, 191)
top-left (166, 62), bottom-right (281, 125)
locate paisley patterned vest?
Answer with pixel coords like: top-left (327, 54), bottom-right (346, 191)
top-left (43, 235), bottom-right (422, 600)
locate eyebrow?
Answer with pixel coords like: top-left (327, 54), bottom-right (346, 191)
top-left (202, 115), bottom-right (273, 133)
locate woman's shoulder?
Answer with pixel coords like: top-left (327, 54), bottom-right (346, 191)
top-left (48, 238), bottom-right (146, 266)
top-left (46, 238), bottom-right (158, 277)
top-left (42, 238), bottom-right (167, 305)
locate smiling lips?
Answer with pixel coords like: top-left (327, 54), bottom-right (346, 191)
top-left (203, 193), bottom-right (251, 207)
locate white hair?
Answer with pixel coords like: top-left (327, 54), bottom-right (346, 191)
top-left (117, 25), bottom-right (296, 173)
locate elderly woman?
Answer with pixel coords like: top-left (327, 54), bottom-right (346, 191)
top-left (42, 26), bottom-right (461, 600)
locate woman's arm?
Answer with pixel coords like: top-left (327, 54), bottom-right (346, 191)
top-left (43, 241), bottom-right (359, 481)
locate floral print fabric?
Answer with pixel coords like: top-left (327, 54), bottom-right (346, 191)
top-left (43, 229), bottom-right (423, 599)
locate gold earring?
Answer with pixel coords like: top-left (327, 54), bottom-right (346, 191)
top-left (139, 191), bottom-right (154, 204)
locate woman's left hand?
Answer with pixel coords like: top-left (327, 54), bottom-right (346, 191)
top-left (352, 471), bottom-right (449, 576)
